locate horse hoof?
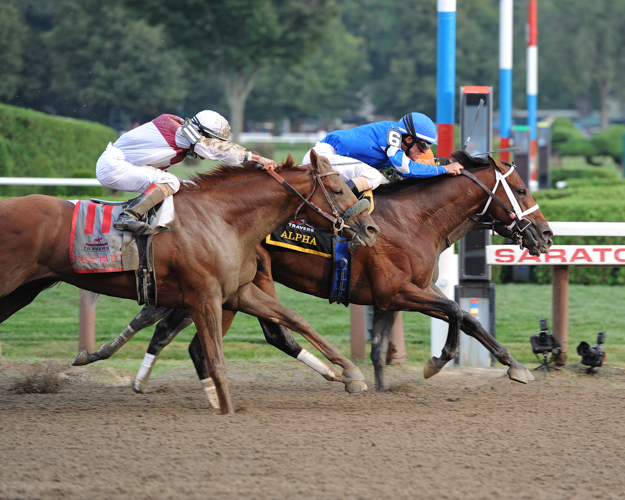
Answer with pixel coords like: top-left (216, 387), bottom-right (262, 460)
top-left (525, 369), bottom-right (535, 381)
top-left (133, 379), bottom-right (148, 394)
top-left (423, 358), bottom-right (442, 379)
top-left (507, 367), bottom-right (529, 384)
top-left (342, 367), bottom-right (365, 382)
top-left (345, 380), bottom-right (368, 394)
top-left (72, 350), bottom-right (89, 366)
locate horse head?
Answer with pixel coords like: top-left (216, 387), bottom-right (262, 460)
top-left (302, 150), bottom-right (379, 251)
top-left (452, 150), bottom-right (553, 256)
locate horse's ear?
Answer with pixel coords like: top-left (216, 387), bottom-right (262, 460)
top-left (310, 149), bottom-right (332, 173)
top-left (488, 155), bottom-right (505, 174)
top-left (283, 152), bottom-right (295, 168)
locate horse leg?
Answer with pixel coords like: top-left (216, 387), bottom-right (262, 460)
top-left (226, 282), bottom-right (367, 393)
top-left (457, 311), bottom-right (534, 383)
top-left (422, 305), bottom-right (533, 384)
top-left (0, 279), bottom-right (57, 324)
top-left (423, 282), bottom-right (460, 379)
top-left (383, 284), bottom-right (465, 380)
top-left (133, 308), bottom-right (194, 393)
top-left (252, 244), bottom-right (344, 382)
top-left (369, 308), bottom-right (397, 391)
top-left (188, 297), bottom-right (234, 415)
top-left (187, 310), bottom-right (236, 409)
top-left (72, 305), bottom-right (171, 366)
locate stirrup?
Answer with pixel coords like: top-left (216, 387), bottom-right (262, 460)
top-left (113, 213), bottom-right (146, 233)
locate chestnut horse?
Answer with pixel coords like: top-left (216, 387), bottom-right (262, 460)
top-left (77, 151), bottom-right (552, 398)
top-left (0, 152), bottom-right (379, 414)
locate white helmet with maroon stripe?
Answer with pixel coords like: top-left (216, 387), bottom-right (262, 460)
top-left (192, 110), bottom-right (231, 141)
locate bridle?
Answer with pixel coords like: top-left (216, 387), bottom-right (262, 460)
top-left (262, 166), bottom-right (370, 236)
top-left (461, 162), bottom-right (539, 239)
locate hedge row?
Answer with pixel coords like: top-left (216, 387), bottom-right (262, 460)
top-left (0, 103), bottom-right (116, 196)
top-left (551, 116), bottom-right (625, 166)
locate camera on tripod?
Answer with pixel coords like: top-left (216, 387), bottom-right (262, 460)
top-left (530, 319), bottom-right (561, 377)
top-left (530, 319), bottom-right (561, 355)
top-left (577, 331), bottom-right (606, 374)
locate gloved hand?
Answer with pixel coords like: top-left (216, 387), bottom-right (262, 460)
top-left (435, 157), bottom-right (452, 166)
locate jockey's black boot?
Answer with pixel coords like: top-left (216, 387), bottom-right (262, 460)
top-left (113, 183), bottom-right (166, 233)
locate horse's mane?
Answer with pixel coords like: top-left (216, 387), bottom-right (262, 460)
top-left (180, 154), bottom-right (298, 192)
top-left (375, 149), bottom-right (491, 195)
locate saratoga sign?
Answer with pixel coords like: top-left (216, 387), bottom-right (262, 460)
top-left (486, 245), bottom-right (625, 266)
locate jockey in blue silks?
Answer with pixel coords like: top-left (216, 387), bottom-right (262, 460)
top-left (303, 112), bottom-right (463, 195)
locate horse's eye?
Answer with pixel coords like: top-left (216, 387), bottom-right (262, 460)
top-left (333, 190), bottom-right (343, 196)
top-left (517, 188), bottom-right (527, 196)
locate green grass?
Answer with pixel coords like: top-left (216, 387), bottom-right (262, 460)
top-left (1, 283), bottom-right (624, 373)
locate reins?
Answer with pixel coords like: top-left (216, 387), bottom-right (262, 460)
top-left (262, 166), bottom-right (356, 236)
top-left (460, 162), bottom-right (539, 235)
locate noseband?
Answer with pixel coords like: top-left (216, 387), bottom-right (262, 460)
top-left (461, 162), bottom-right (539, 238)
top-left (263, 167), bottom-right (369, 236)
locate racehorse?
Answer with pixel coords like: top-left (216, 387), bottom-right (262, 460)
top-left (76, 151), bottom-right (552, 397)
top-left (0, 151), bottom-right (380, 414)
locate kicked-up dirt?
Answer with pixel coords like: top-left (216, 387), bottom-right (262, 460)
top-left (1, 359), bottom-right (624, 500)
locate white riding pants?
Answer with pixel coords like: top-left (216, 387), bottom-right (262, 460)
top-left (96, 143), bottom-right (181, 194)
top-left (303, 142), bottom-right (386, 190)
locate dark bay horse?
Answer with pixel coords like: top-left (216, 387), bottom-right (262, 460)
top-left (78, 151), bottom-right (552, 398)
top-left (0, 152), bottom-right (379, 414)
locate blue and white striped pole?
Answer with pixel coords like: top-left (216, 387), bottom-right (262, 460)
top-left (436, 0), bottom-right (456, 159)
top-left (499, 0), bottom-right (513, 163)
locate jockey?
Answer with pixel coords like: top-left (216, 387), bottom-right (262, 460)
top-left (96, 110), bottom-right (277, 233)
top-left (303, 112), bottom-right (463, 194)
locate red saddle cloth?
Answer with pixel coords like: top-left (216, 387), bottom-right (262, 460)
top-left (69, 201), bottom-right (126, 273)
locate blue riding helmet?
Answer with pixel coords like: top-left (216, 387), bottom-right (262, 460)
top-left (397, 113), bottom-right (438, 145)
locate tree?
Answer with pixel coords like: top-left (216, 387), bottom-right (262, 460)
top-left (246, 18), bottom-right (370, 127)
top-left (12, 0), bottom-right (188, 125)
top-left (0, 0), bottom-right (27, 101)
top-left (540, 0), bottom-right (625, 129)
top-left (124, 0), bottom-right (340, 142)
top-left (341, 0), bottom-right (498, 121)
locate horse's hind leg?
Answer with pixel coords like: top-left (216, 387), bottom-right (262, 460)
top-left (423, 282), bottom-right (460, 379)
top-left (0, 279), bottom-right (57, 324)
top-left (133, 308), bottom-right (193, 393)
top-left (72, 305), bottom-right (171, 366)
top-left (370, 308), bottom-right (398, 391)
top-left (228, 282), bottom-right (367, 393)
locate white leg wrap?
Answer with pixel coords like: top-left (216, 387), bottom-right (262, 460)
top-left (297, 349), bottom-right (338, 380)
top-left (201, 378), bottom-right (220, 409)
top-left (134, 353), bottom-right (156, 391)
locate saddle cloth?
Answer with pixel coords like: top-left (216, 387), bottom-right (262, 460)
top-left (69, 197), bottom-right (174, 273)
top-left (263, 189), bottom-right (374, 306)
top-left (264, 189), bottom-right (374, 258)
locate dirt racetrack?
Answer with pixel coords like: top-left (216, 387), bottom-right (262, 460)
top-left (1, 359), bottom-right (624, 500)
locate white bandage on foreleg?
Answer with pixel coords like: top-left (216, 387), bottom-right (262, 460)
top-left (296, 349), bottom-right (338, 380)
top-left (135, 353), bottom-right (156, 386)
top-left (201, 378), bottom-right (219, 409)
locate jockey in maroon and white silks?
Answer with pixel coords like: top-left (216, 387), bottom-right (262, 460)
top-left (96, 110), bottom-right (276, 233)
